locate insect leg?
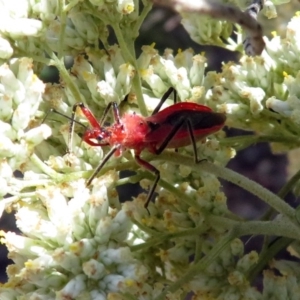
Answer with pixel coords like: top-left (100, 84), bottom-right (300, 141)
top-left (152, 87), bottom-right (175, 115)
top-left (99, 102), bottom-right (121, 126)
top-left (154, 118), bottom-right (185, 155)
top-left (135, 154), bottom-right (160, 211)
top-left (86, 145), bottom-right (119, 186)
top-left (186, 120), bottom-right (201, 163)
top-left (154, 118), bottom-right (200, 162)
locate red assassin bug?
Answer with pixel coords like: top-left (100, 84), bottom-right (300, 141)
top-left (69, 87), bottom-right (226, 209)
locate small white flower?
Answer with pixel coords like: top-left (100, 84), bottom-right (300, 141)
top-left (137, 44), bottom-right (158, 70)
top-left (240, 87), bottom-right (265, 115)
top-left (0, 176), bottom-right (9, 198)
top-left (181, 13), bottom-right (231, 48)
top-left (0, 120), bottom-right (16, 139)
top-left (100, 247), bottom-right (132, 265)
top-left (100, 274), bottom-right (125, 293)
top-left (83, 259), bottom-right (106, 279)
top-left (0, 159), bottom-right (13, 179)
top-left (24, 124), bottom-right (52, 146)
top-left (189, 54), bottom-right (206, 87)
top-left (97, 80), bottom-right (119, 104)
top-left (266, 97), bottom-right (291, 116)
top-left (0, 36), bottom-right (13, 59)
top-left (94, 217), bottom-right (114, 244)
top-left (56, 274), bottom-right (86, 299)
top-left (115, 63), bottom-right (135, 98)
top-left (117, 0), bottom-right (134, 15)
top-left (141, 66), bottom-right (168, 97)
top-left (90, 290), bottom-right (106, 300)
top-left (101, 54), bottom-right (117, 88)
top-left (0, 134), bottom-right (17, 158)
top-left (236, 251), bottom-right (259, 272)
top-left (69, 8), bottom-right (99, 44)
top-left (12, 102), bottom-right (33, 131)
top-left (2, 18), bottom-right (43, 38)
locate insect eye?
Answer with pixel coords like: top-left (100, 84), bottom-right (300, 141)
top-left (96, 129), bottom-right (110, 141)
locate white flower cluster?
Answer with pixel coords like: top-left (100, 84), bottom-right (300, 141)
top-left (73, 47), bottom-right (135, 106)
top-left (0, 58), bottom-right (49, 206)
top-left (201, 12), bottom-right (300, 152)
top-left (181, 14), bottom-right (233, 49)
top-left (189, 242), bottom-right (262, 299)
top-left (125, 192), bottom-right (262, 298)
top-left (139, 46), bottom-right (209, 102)
top-left (180, 0), bottom-right (290, 53)
top-left (0, 0), bottom-right (135, 58)
top-left (1, 176), bottom-right (164, 299)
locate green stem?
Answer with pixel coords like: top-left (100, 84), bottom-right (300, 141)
top-left (155, 211), bottom-right (300, 299)
top-left (260, 167), bottom-right (300, 222)
top-left (201, 161), bottom-right (296, 224)
top-left (247, 237), bottom-right (293, 283)
top-left (130, 224), bottom-right (209, 252)
top-left (220, 134), bottom-right (300, 150)
top-left (121, 293), bottom-right (137, 300)
top-left (110, 23), bottom-right (136, 65)
top-left (110, 23), bottom-right (147, 116)
top-left (46, 49), bottom-right (84, 104)
top-left (15, 51), bottom-right (51, 65)
top-left (194, 236), bottom-right (202, 262)
top-left (64, 0), bottom-right (80, 12)
top-left (132, 71), bottom-right (148, 116)
top-left (58, 0), bottom-right (67, 59)
top-left (152, 152), bottom-right (297, 226)
top-left (207, 215), bottom-right (300, 240)
top-left (244, 169), bottom-right (300, 282)
top-left (133, 1), bottom-right (153, 35)
top-left (279, 168), bottom-right (300, 199)
top-left (155, 229), bottom-right (236, 300)
top-left (30, 153), bottom-right (64, 181)
top-left (10, 179), bottom-right (52, 190)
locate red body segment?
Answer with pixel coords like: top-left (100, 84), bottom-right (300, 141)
top-left (144, 102), bottom-right (225, 150)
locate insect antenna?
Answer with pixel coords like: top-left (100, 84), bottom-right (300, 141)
top-left (42, 108), bottom-right (88, 130)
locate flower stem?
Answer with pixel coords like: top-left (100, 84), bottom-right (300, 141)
top-left (133, 1), bottom-right (153, 35)
top-left (155, 229), bottom-right (237, 300)
top-left (208, 215), bottom-right (300, 240)
top-left (30, 153), bottom-right (64, 181)
top-left (247, 236), bottom-right (293, 283)
top-left (148, 152), bottom-right (297, 225)
top-left (45, 48), bottom-right (84, 104)
top-left (220, 134), bottom-right (300, 150)
top-left (58, 0), bottom-right (67, 59)
top-left (110, 23), bottom-right (147, 116)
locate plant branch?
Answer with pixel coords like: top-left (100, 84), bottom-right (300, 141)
top-left (151, 0), bottom-right (265, 55)
top-left (148, 152), bottom-right (297, 226)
